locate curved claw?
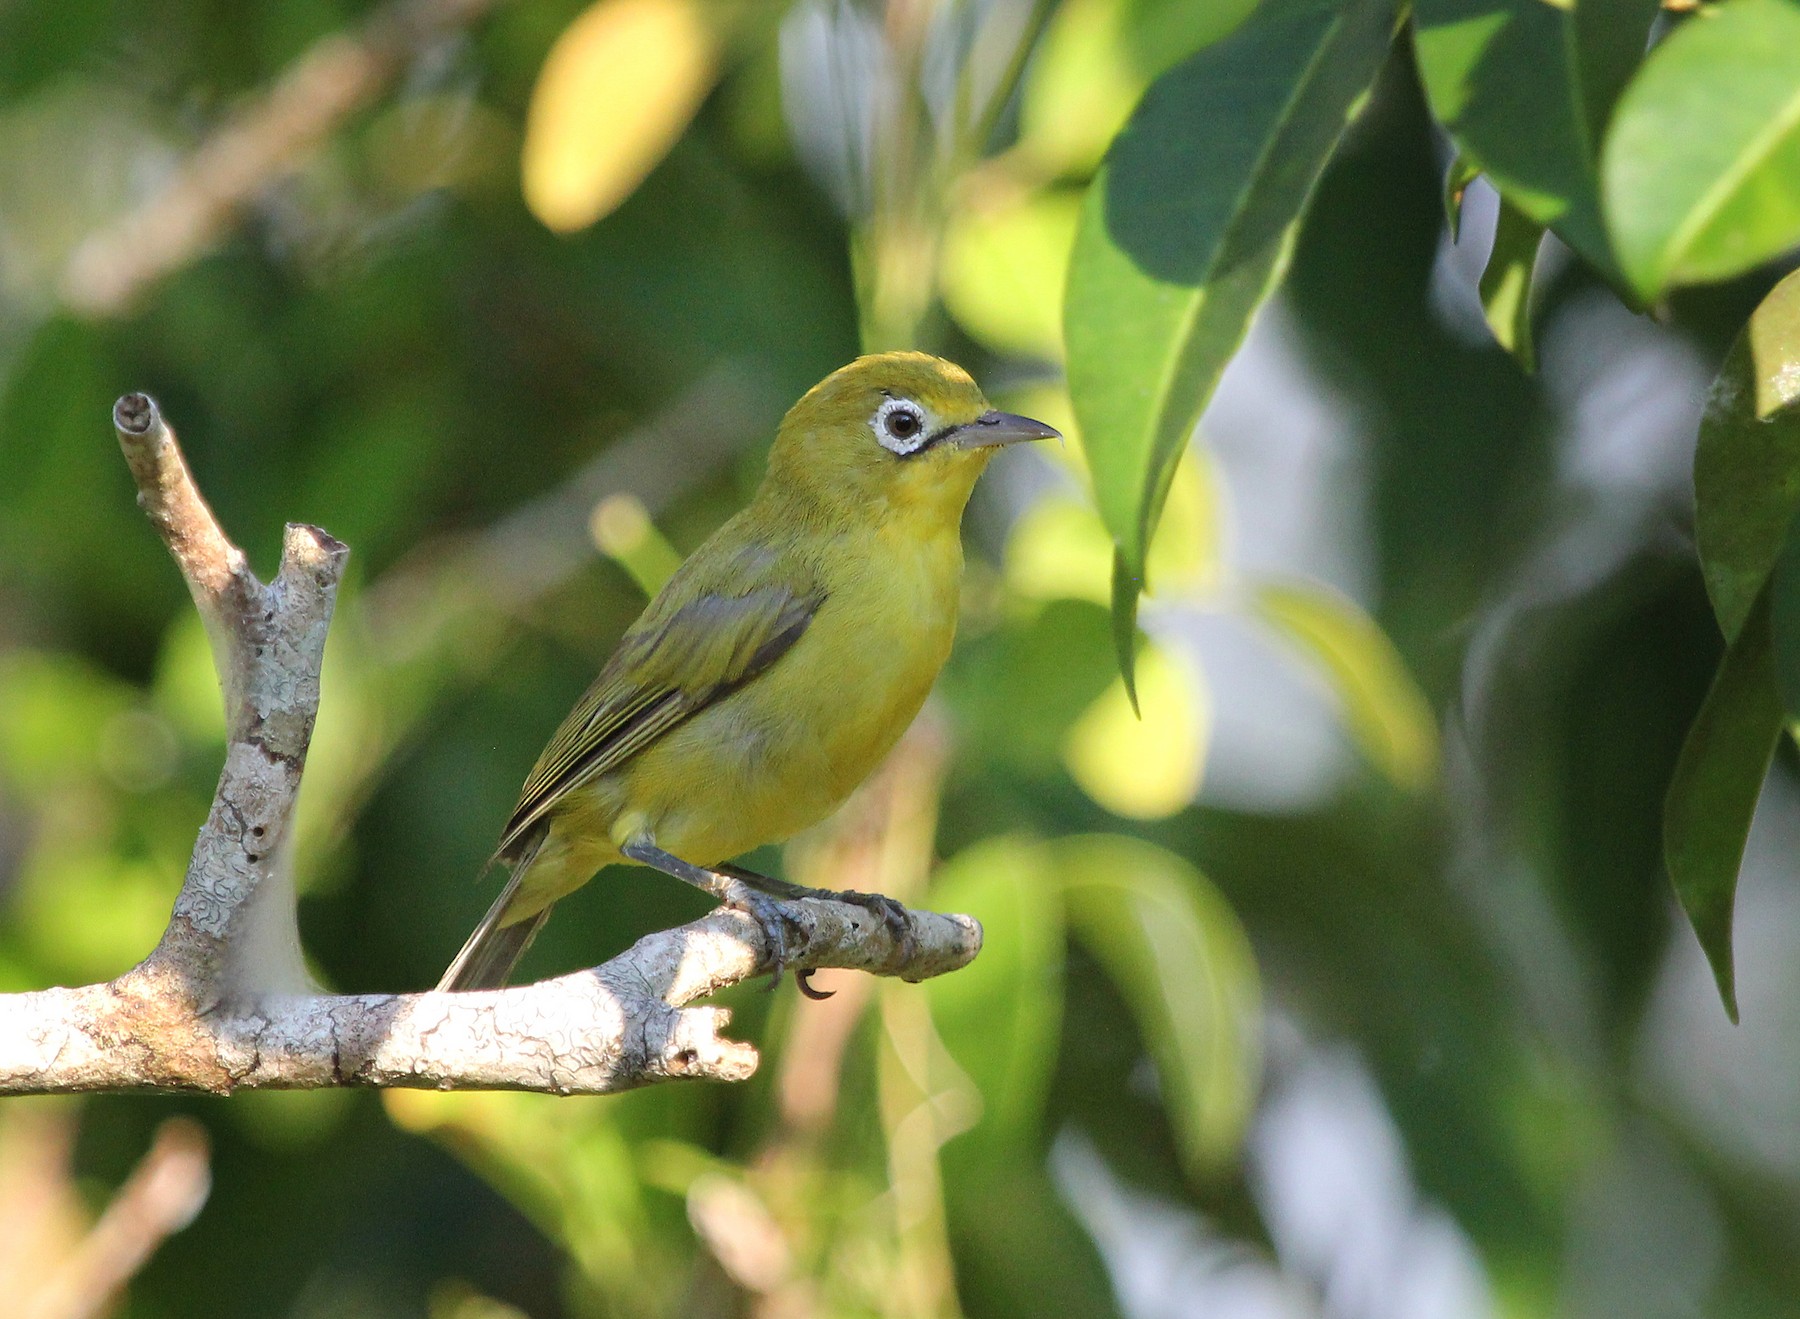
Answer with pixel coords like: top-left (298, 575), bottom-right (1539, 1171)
top-left (796, 970), bottom-right (835, 1000)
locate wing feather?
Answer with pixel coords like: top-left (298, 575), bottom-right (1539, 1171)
top-left (497, 565), bottom-right (823, 857)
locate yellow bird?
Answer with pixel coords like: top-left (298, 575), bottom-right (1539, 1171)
top-left (439, 352), bottom-right (1058, 992)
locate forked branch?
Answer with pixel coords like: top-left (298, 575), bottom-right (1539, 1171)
top-left (0, 396), bottom-right (980, 1095)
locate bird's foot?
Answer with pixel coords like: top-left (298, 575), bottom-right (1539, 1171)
top-left (716, 877), bottom-right (797, 987)
top-left (829, 889), bottom-right (916, 965)
top-left (715, 865), bottom-right (915, 968)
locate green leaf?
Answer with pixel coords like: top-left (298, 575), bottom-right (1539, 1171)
top-left (1664, 594), bottom-right (1783, 1024)
top-left (1478, 196), bottom-right (1544, 373)
top-left (1414, 0), bottom-right (1659, 279)
top-left (925, 837), bottom-right (1066, 1149)
top-left (1602, 0), bottom-right (1800, 299)
top-left (1251, 581), bottom-right (1439, 791)
top-left (1065, 0), bottom-right (1397, 589)
top-left (1694, 266), bottom-right (1800, 643)
top-left (1054, 834), bottom-right (1260, 1175)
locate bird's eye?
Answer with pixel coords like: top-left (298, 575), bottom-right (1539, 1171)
top-left (871, 398), bottom-right (932, 455)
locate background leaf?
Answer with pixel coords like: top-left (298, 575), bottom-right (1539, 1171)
top-left (940, 188), bottom-right (1082, 361)
top-left (1478, 195), bottom-right (1544, 372)
top-left (1664, 595), bottom-right (1783, 1024)
top-left (1055, 834), bottom-right (1261, 1177)
top-left (1251, 581), bottom-right (1440, 791)
top-left (1061, 639), bottom-right (1207, 819)
top-left (521, 0), bottom-right (721, 234)
top-left (1065, 0), bottom-right (1397, 592)
top-left (1694, 265), bottom-right (1800, 643)
top-left (926, 837), bottom-right (1066, 1150)
top-left (1602, 0), bottom-right (1800, 299)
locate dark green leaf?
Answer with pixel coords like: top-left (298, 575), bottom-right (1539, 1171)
top-left (1413, 0), bottom-right (1658, 278)
top-left (1477, 196), bottom-right (1544, 373)
top-left (1110, 548), bottom-right (1141, 713)
top-left (1066, 0), bottom-right (1396, 591)
top-left (1602, 0), bottom-right (1800, 299)
top-left (1770, 512), bottom-right (1800, 722)
top-left (1664, 594), bottom-right (1783, 1024)
top-left (1694, 266), bottom-right (1800, 643)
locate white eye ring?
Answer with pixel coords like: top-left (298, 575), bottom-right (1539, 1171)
top-left (871, 397), bottom-right (932, 455)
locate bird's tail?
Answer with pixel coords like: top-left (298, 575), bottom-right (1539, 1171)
top-left (436, 852), bottom-right (554, 992)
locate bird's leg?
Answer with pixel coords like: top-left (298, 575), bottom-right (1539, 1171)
top-left (621, 841), bottom-right (797, 985)
top-left (716, 863), bottom-right (916, 967)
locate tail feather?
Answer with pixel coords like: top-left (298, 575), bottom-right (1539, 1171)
top-left (437, 858), bottom-right (554, 991)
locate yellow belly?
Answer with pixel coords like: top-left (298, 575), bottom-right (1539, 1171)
top-left (514, 524), bottom-right (960, 915)
top-left (626, 526), bottom-right (959, 861)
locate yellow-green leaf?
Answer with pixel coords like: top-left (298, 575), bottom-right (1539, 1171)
top-left (941, 188), bottom-right (1082, 361)
top-left (1062, 640), bottom-right (1206, 819)
top-left (1065, 0), bottom-right (1395, 631)
top-left (521, 0), bottom-right (720, 234)
top-left (1252, 582), bottom-right (1438, 791)
top-left (1603, 0), bottom-right (1800, 299)
top-left (925, 837), bottom-right (1066, 1150)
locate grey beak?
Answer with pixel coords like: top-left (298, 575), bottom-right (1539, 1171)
top-left (945, 409), bottom-right (1062, 451)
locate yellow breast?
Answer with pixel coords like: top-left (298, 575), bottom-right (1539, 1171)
top-left (615, 520), bottom-right (962, 864)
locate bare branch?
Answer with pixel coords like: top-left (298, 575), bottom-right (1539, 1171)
top-left (0, 901), bottom-right (980, 1096)
top-left (0, 395), bottom-right (982, 1096)
top-left (61, 0), bottom-right (503, 317)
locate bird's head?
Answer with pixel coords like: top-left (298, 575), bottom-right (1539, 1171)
top-left (764, 352), bottom-right (1059, 525)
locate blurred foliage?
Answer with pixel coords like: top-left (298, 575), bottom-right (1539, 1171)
top-left (4, 1), bottom-right (1800, 1317)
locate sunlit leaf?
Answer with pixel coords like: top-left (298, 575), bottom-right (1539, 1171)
top-left (1664, 593), bottom-right (1783, 1024)
top-left (1054, 834), bottom-right (1260, 1174)
top-left (1251, 581), bottom-right (1438, 791)
top-left (1414, 0), bottom-right (1658, 279)
top-left (1016, 0), bottom-right (1262, 177)
top-left (1478, 196), bottom-right (1544, 372)
top-left (1694, 266), bottom-right (1800, 643)
top-left (925, 837), bottom-right (1066, 1150)
top-left (1005, 450), bottom-right (1221, 608)
top-left (941, 188), bottom-right (1082, 360)
top-left (945, 599), bottom-right (1120, 775)
top-left (1065, 0), bottom-right (1395, 633)
top-left (521, 0), bottom-right (721, 234)
top-left (1602, 0), bottom-right (1800, 299)
top-left (1062, 640), bottom-right (1206, 819)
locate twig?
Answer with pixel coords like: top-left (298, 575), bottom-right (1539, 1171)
top-left (22, 1118), bottom-right (212, 1319)
top-left (60, 0), bottom-right (502, 317)
top-left (0, 395), bottom-right (981, 1096)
